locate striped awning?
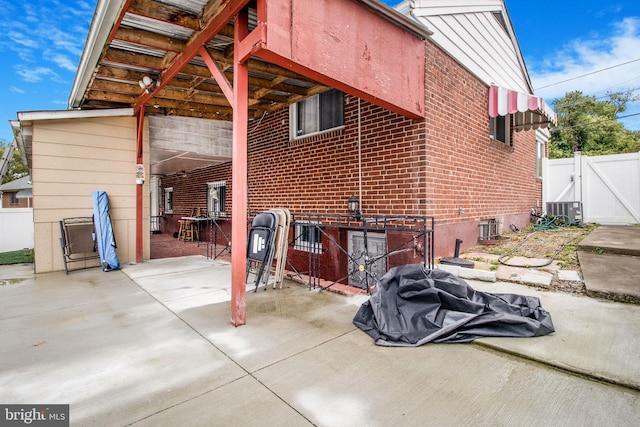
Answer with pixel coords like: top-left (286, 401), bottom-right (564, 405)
top-left (488, 85), bottom-right (557, 131)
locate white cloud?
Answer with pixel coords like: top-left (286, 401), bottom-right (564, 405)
top-left (531, 17), bottom-right (640, 99)
top-left (45, 27), bottom-right (85, 57)
top-left (15, 66), bottom-right (58, 83)
top-left (1, 1), bottom-right (97, 94)
top-left (8, 30), bottom-right (38, 49)
top-left (45, 52), bottom-right (78, 72)
top-left (529, 17), bottom-right (640, 130)
top-left (9, 86), bottom-right (25, 94)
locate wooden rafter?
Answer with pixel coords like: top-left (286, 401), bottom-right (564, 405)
top-left (79, 0), bottom-right (330, 121)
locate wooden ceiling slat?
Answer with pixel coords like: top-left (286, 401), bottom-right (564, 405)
top-left (103, 49), bottom-right (165, 71)
top-left (85, 91), bottom-right (138, 104)
top-left (114, 26), bottom-right (187, 53)
top-left (128, 0), bottom-right (201, 30)
top-left (82, 0), bottom-right (331, 118)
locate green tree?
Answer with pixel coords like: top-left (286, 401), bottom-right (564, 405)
top-left (0, 139), bottom-right (29, 183)
top-left (548, 90), bottom-right (640, 159)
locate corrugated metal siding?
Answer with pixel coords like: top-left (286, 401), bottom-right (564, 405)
top-left (121, 14), bottom-right (194, 40)
top-left (157, 0), bottom-right (210, 15)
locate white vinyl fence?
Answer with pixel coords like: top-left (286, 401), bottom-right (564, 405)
top-left (0, 208), bottom-right (34, 252)
top-left (543, 152), bottom-right (640, 225)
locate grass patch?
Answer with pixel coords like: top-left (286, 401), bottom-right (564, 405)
top-left (0, 249), bottom-right (34, 265)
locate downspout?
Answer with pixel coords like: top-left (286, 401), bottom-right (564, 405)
top-left (357, 99), bottom-right (363, 214)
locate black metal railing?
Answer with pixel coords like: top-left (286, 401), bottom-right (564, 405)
top-left (286, 213), bottom-right (435, 294)
top-left (206, 214), bottom-right (232, 259)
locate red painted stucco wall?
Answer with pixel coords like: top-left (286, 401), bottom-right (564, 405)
top-left (260, 0), bottom-right (425, 118)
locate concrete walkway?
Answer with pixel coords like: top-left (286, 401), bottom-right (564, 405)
top-left (578, 225), bottom-right (640, 302)
top-left (1, 257), bottom-right (639, 426)
top-left (448, 225), bottom-right (640, 305)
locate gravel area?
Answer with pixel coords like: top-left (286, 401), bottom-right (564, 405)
top-left (467, 224), bottom-right (596, 270)
top-left (462, 224), bottom-right (598, 295)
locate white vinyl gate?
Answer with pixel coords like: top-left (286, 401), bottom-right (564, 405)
top-left (0, 208), bottom-right (34, 252)
top-left (543, 152), bottom-right (640, 224)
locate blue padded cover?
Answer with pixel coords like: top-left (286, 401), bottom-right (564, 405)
top-left (92, 191), bottom-right (120, 271)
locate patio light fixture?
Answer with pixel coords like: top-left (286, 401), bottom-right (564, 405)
top-left (138, 76), bottom-right (159, 94)
top-left (348, 195), bottom-right (361, 220)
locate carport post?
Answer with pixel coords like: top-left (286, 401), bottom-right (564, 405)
top-left (230, 9), bottom-right (249, 326)
top-left (136, 106), bottom-right (144, 264)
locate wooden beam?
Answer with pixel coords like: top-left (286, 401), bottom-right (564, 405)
top-left (134, 0), bottom-right (251, 114)
top-left (103, 49), bottom-right (164, 70)
top-left (96, 65), bottom-right (151, 83)
top-left (85, 91), bottom-right (138, 104)
top-left (198, 45), bottom-right (234, 105)
top-left (257, 0), bottom-right (425, 118)
top-left (147, 107), bottom-right (235, 121)
top-left (143, 96), bottom-right (232, 113)
top-left (230, 7), bottom-right (250, 327)
top-left (136, 106), bottom-right (144, 264)
top-left (114, 26), bottom-right (187, 53)
top-left (90, 79), bottom-right (143, 95)
top-left (128, 0), bottom-right (201, 30)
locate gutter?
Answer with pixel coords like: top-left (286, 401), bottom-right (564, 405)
top-left (68, 0), bottom-right (128, 110)
top-left (17, 109), bottom-right (134, 122)
top-left (356, 0), bottom-right (432, 39)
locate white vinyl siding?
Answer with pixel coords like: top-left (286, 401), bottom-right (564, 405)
top-left (408, 1), bottom-right (531, 92)
top-left (29, 115), bottom-right (148, 272)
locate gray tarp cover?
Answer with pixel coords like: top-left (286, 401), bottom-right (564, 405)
top-left (353, 264), bottom-right (554, 346)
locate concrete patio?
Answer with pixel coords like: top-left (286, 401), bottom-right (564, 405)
top-left (1, 256), bottom-right (639, 426)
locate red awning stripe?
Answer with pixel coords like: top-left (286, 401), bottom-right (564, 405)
top-left (488, 85), bottom-right (557, 131)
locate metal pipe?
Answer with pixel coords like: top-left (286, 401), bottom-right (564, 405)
top-left (358, 98), bottom-right (363, 216)
top-left (454, 239), bottom-right (463, 258)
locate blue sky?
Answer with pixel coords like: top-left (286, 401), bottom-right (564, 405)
top-left (1, 0), bottom-right (640, 144)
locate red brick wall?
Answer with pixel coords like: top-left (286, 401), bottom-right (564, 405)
top-left (159, 39), bottom-right (541, 259)
top-left (1, 192), bottom-right (31, 208)
top-left (161, 163), bottom-right (231, 237)
top-left (246, 96), bottom-right (426, 215)
top-left (423, 43), bottom-right (541, 253)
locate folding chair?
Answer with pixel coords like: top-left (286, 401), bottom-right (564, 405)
top-left (59, 217), bottom-right (100, 274)
top-left (246, 211), bottom-right (278, 292)
top-left (269, 208), bottom-right (291, 288)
